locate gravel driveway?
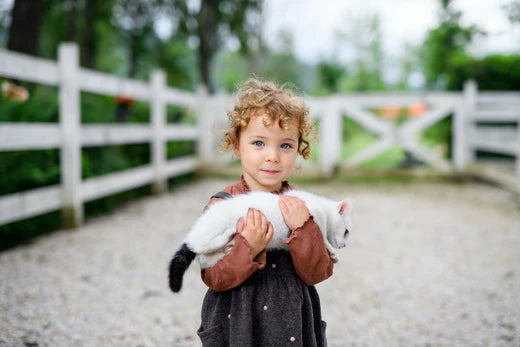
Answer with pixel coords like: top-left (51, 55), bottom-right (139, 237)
top-left (1, 178), bottom-right (519, 346)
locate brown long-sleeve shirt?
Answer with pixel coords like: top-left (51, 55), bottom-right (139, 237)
top-left (200, 176), bottom-right (334, 292)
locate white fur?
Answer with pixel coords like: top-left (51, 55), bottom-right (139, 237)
top-left (185, 189), bottom-right (353, 268)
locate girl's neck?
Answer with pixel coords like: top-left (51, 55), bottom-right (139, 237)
top-left (239, 174), bottom-right (289, 194)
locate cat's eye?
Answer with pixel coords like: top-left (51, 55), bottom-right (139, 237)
top-left (344, 229), bottom-right (349, 237)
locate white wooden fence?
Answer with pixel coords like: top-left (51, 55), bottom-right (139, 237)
top-left (0, 43), bottom-right (200, 228)
top-left (1, 43), bottom-right (519, 228)
top-left (462, 82), bottom-right (520, 174)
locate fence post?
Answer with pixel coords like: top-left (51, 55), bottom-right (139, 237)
top-left (151, 70), bottom-right (167, 194)
top-left (196, 85), bottom-right (213, 162)
top-left (517, 112), bottom-right (520, 176)
top-left (454, 80), bottom-right (477, 170)
top-left (464, 80), bottom-right (477, 164)
top-left (320, 98), bottom-right (341, 176)
top-left (59, 43), bottom-right (83, 228)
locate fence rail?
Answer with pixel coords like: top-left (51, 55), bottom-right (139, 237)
top-left (1, 43), bottom-right (519, 228)
top-left (0, 43), bottom-right (199, 228)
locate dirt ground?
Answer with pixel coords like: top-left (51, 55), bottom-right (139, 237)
top-left (1, 177), bottom-right (519, 346)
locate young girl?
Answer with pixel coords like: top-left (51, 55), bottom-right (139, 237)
top-left (197, 78), bottom-right (334, 346)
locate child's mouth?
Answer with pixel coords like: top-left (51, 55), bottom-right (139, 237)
top-left (262, 170), bottom-right (279, 175)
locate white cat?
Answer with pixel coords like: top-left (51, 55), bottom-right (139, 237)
top-left (168, 189), bottom-right (353, 292)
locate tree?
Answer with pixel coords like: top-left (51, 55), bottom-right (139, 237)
top-left (211, 49), bottom-right (248, 92)
top-left (421, 0), bottom-right (482, 89)
top-left (448, 54), bottom-right (520, 90)
top-left (7, 0), bottom-right (44, 56)
top-left (396, 43), bottom-right (422, 90)
top-left (169, 0), bottom-right (263, 92)
top-left (36, 0), bottom-right (116, 72)
top-left (157, 34), bottom-right (197, 90)
top-left (315, 61), bottom-right (346, 94)
top-left (504, 0), bottom-right (520, 24)
top-left (112, 0), bottom-right (164, 78)
top-left (335, 12), bottom-right (385, 92)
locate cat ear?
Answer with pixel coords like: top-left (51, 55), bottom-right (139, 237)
top-left (337, 198), bottom-right (354, 215)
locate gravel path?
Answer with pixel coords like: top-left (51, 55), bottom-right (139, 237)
top-left (1, 178), bottom-right (519, 346)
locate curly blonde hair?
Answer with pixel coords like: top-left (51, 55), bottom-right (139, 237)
top-left (220, 78), bottom-right (316, 160)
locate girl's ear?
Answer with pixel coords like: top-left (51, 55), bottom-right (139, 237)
top-left (233, 144), bottom-right (240, 157)
top-left (337, 198), bottom-right (354, 215)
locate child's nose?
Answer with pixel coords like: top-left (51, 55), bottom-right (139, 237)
top-left (265, 148), bottom-right (280, 162)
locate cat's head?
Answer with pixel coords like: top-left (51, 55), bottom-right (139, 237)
top-left (327, 198), bottom-right (354, 249)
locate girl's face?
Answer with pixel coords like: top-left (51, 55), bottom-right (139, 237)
top-left (234, 114), bottom-right (299, 192)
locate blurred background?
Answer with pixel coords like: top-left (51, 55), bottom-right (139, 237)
top-left (2, 0), bottom-right (518, 92)
top-left (0, 0), bottom-right (519, 247)
top-left (1, 1), bottom-right (520, 345)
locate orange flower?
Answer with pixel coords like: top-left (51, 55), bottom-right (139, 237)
top-left (380, 105), bottom-right (400, 119)
top-left (408, 102), bottom-right (427, 117)
top-left (115, 95), bottom-right (134, 104)
top-left (2, 81), bottom-right (29, 102)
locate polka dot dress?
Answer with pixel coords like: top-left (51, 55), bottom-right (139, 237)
top-left (197, 250), bottom-right (327, 346)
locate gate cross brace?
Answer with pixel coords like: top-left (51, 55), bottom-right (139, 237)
top-left (342, 103), bottom-right (454, 172)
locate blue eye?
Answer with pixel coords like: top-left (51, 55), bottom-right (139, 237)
top-left (253, 141), bottom-right (264, 147)
top-left (281, 143), bottom-right (292, 149)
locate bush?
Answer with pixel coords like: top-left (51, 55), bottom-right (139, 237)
top-left (448, 54), bottom-right (520, 90)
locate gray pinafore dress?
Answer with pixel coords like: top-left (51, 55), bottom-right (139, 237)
top-left (197, 250), bottom-right (327, 346)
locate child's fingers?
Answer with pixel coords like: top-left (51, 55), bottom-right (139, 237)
top-left (259, 212), bottom-right (268, 232)
top-left (285, 196), bottom-right (300, 208)
top-left (236, 217), bottom-right (244, 233)
top-left (278, 197), bottom-right (288, 213)
top-left (246, 208), bottom-right (254, 227)
top-left (265, 222), bottom-right (274, 242)
top-left (253, 209), bottom-right (261, 228)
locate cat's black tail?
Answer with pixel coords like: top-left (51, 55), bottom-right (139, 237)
top-left (168, 243), bottom-right (196, 293)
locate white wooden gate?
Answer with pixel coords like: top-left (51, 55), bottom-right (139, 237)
top-left (307, 93), bottom-right (461, 175)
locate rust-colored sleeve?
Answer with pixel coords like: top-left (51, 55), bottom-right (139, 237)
top-left (201, 234), bottom-right (266, 292)
top-left (283, 216), bottom-right (334, 286)
top-left (200, 195), bottom-right (266, 292)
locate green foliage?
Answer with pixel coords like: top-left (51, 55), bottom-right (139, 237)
top-left (421, 3), bottom-right (482, 89)
top-left (170, 0), bottom-right (263, 89)
top-left (504, 0), bottom-right (520, 23)
top-left (211, 50), bottom-right (248, 93)
top-left (93, 17), bottom-right (127, 75)
top-left (0, 79), bottom-right (198, 250)
top-left (338, 64), bottom-right (386, 92)
top-left (84, 184), bottom-right (151, 218)
top-left (256, 53), bottom-right (304, 90)
top-left (167, 141), bottom-right (196, 159)
top-left (0, 83), bottom-right (58, 122)
top-left (315, 61), bottom-right (346, 93)
top-left (81, 92), bottom-right (150, 123)
top-left (167, 105), bottom-right (196, 125)
top-left (340, 117), bottom-right (378, 161)
top-left (0, 149), bottom-right (60, 196)
top-left (158, 36), bottom-right (198, 91)
top-left (359, 146), bottom-right (406, 169)
top-left (333, 12), bottom-right (386, 92)
top-left (396, 43), bottom-right (422, 90)
top-left (0, 211), bottom-right (61, 251)
top-left (420, 115), bottom-right (452, 159)
top-left (82, 144), bottom-right (150, 179)
top-left (448, 54), bottom-right (520, 90)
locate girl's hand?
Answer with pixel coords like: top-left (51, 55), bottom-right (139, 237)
top-left (236, 208), bottom-right (274, 258)
top-left (278, 196), bottom-right (310, 231)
